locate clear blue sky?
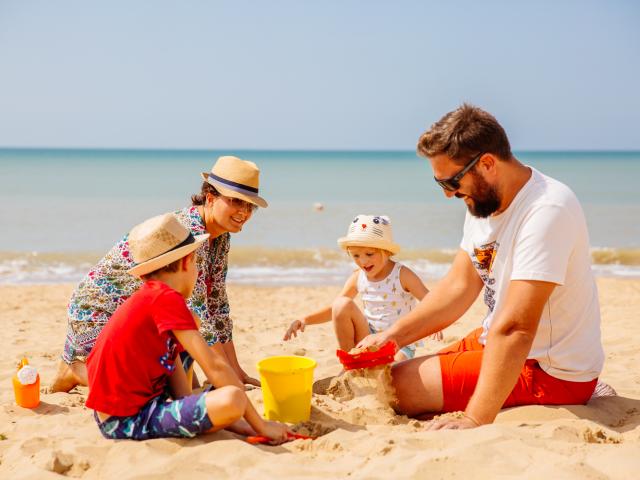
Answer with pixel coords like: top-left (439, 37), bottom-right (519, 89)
top-left (1, 0), bottom-right (638, 150)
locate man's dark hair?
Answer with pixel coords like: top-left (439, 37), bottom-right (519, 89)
top-left (417, 103), bottom-right (513, 164)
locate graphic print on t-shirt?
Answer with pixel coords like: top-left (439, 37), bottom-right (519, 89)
top-left (158, 337), bottom-right (178, 373)
top-left (472, 241), bottom-right (499, 312)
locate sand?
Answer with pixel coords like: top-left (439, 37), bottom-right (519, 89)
top-left (1, 278), bottom-right (639, 479)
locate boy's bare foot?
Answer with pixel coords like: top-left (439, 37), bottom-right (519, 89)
top-left (48, 360), bottom-right (87, 393)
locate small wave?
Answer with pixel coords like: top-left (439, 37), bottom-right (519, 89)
top-left (591, 247), bottom-right (640, 266)
top-left (0, 251), bottom-right (98, 284)
top-left (1, 247), bottom-right (639, 285)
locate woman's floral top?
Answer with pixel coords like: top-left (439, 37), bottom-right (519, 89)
top-left (63, 206), bottom-right (231, 363)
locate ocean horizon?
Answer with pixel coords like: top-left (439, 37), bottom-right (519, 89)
top-left (3, 147), bottom-right (639, 285)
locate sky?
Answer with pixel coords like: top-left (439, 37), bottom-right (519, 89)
top-left (0, 0), bottom-right (638, 151)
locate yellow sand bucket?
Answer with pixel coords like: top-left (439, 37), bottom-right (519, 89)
top-left (257, 356), bottom-right (317, 423)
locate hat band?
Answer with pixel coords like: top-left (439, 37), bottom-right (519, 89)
top-left (131, 233), bottom-right (196, 267)
top-left (208, 173), bottom-right (259, 197)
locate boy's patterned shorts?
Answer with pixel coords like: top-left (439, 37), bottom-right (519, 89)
top-left (94, 391), bottom-right (213, 440)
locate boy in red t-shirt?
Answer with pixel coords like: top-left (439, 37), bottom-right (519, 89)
top-left (86, 213), bottom-right (290, 442)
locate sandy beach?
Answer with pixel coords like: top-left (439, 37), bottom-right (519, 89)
top-left (1, 278), bottom-right (639, 479)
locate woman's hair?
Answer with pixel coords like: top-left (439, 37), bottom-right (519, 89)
top-left (191, 181), bottom-right (221, 206)
top-left (417, 103), bottom-right (512, 164)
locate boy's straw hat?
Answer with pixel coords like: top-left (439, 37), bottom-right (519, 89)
top-left (127, 213), bottom-right (209, 277)
top-left (337, 214), bottom-right (400, 255)
top-left (201, 156), bottom-right (268, 208)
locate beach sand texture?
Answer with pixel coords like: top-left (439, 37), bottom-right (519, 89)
top-left (1, 278), bottom-right (639, 479)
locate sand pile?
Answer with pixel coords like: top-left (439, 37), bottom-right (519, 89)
top-left (317, 366), bottom-right (401, 426)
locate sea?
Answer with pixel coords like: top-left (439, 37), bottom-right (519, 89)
top-left (1, 149), bottom-right (639, 285)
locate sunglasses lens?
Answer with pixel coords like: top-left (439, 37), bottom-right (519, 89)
top-left (239, 199), bottom-right (258, 212)
top-left (437, 179), bottom-right (458, 191)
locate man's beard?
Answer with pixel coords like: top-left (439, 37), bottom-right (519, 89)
top-left (456, 170), bottom-right (501, 218)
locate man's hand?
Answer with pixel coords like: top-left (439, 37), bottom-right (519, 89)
top-left (356, 331), bottom-right (395, 351)
top-left (283, 320), bottom-right (305, 341)
top-left (424, 412), bottom-right (481, 431)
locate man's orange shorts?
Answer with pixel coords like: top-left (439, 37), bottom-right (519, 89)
top-left (438, 328), bottom-right (597, 412)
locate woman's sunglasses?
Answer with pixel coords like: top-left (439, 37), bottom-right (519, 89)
top-left (221, 195), bottom-right (258, 213)
top-left (433, 152), bottom-right (484, 191)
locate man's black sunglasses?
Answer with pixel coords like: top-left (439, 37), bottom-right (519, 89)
top-left (433, 152), bottom-right (484, 191)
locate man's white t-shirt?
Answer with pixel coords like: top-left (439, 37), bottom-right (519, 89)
top-left (460, 167), bottom-right (604, 382)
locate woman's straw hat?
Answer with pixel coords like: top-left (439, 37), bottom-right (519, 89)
top-left (201, 156), bottom-right (268, 208)
top-left (127, 213), bottom-right (209, 277)
top-left (337, 214), bottom-right (400, 255)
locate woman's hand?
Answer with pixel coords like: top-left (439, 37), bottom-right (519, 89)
top-left (283, 320), bottom-right (305, 341)
top-left (242, 375), bottom-right (261, 388)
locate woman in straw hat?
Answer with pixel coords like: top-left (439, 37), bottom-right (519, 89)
top-left (51, 156), bottom-right (267, 393)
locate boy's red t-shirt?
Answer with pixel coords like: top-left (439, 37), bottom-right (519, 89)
top-left (86, 280), bottom-right (197, 417)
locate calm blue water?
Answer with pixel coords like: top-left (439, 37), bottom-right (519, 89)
top-left (1, 149), bottom-right (639, 283)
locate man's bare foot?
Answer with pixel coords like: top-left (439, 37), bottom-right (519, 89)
top-left (48, 360), bottom-right (87, 393)
top-left (591, 380), bottom-right (617, 399)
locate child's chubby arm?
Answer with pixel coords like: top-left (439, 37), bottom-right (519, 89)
top-left (399, 266), bottom-right (442, 340)
top-left (173, 329), bottom-right (291, 442)
top-left (283, 271), bottom-right (358, 341)
top-left (399, 266), bottom-right (429, 301)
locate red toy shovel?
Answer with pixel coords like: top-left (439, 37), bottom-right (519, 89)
top-left (246, 432), bottom-right (314, 444)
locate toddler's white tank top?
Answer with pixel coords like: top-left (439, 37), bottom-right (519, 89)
top-left (357, 262), bottom-right (416, 332)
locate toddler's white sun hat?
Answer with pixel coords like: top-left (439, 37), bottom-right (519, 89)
top-left (127, 213), bottom-right (209, 277)
top-left (337, 214), bottom-right (400, 255)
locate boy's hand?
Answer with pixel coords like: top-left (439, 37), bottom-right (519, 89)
top-left (283, 320), bottom-right (305, 341)
top-left (257, 421), bottom-right (292, 444)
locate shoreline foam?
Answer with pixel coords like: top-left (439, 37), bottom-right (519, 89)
top-left (2, 247), bottom-right (639, 285)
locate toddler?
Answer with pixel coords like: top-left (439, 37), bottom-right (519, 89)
top-left (284, 214), bottom-right (441, 361)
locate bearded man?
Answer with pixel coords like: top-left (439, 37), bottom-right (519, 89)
top-left (358, 104), bottom-right (604, 429)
